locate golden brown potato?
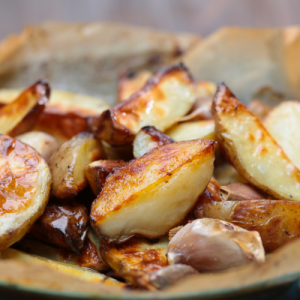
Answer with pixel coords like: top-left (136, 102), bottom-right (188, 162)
top-left (133, 126), bottom-right (174, 158)
top-left (19, 229), bottom-right (109, 272)
top-left (16, 131), bottom-right (58, 161)
top-left (264, 101), bottom-right (300, 170)
top-left (212, 83), bottom-right (300, 200)
top-left (49, 132), bottom-right (105, 199)
top-left (199, 200), bottom-right (300, 253)
top-left (0, 135), bottom-right (51, 250)
top-left (0, 89), bottom-right (110, 145)
top-left (27, 201), bottom-right (89, 255)
top-left (91, 139), bottom-right (215, 243)
top-left (166, 120), bottom-right (215, 142)
top-left (85, 160), bottom-right (127, 196)
top-left (248, 100), bottom-right (271, 120)
top-left (219, 183), bottom-right (268, 201)
top-left (117, 70), bottom-right (151, 102)
top-left (94, 64), bottom-right (196, 146)
top-left (214, 163), bottom-right (248, 185)
top-left (1, 248), bottom-right (123, 287)
top-left (100, 237), bottom-right (168, 289)
top-left (0, 80), bottom-right (50, 137)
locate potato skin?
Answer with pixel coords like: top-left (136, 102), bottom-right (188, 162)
top-left (201, 200), bottom-right (300, 253)
top-left (27, 201), bottom-right (89, 255)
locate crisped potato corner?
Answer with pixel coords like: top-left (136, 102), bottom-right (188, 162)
top-left (0, 135), bottom-right (51, 250)
top-left (94, 63), bottom-right (196, 146)
top-left (212, 83), bottom-right (300, 200)
top-left (49, 132), bottom-right (105, 199)
top-left (91, 139), bottom-right (215, 243)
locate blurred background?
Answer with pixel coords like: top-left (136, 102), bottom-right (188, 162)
top-left (0, 0), bottom-right (299, 41)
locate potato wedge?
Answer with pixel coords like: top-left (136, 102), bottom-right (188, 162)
top-left (199, 200), bottom-right (300, 253)
top-left (85, 160), bottom-right (127, 196)
top-left (16, 131), bottom-right (58, 161)
top-left (91, 139), bottom-right (215, 243)
top-left (19, 229), bottom-right (109, 272)
top-left (0, 80), bottom-right (50, 137)
top-left (27, 201), bottom-right (89, 255)
top-left (248, 100), bottom-right (271, 120)
top-left (100, 237), bottom-right (168, 289)
top-left (94, 64), bottom-right (196, 146)
top-left (133, 126), bottom-right (174, 158)
top-left (214, 163), bottom-right (247, 185)
top-left (49, 132), bottom-right (105, 198)
top-left (1, 248), bottom-right (122, 287)
top-left (117, 70), bottom-right (151, 102)
top-left (0, 135), bottom-right (51, 250)
top-left (264, 101), bottom-right (300, 170)
top-left (0, 89), bottom-right (110, 145)
top-left (166, 120), bottom-right (215, 142)
top-left (212, 83), bottom-right (300, 200)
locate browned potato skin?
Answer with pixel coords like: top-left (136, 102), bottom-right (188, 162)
top-left (140, 126), bottom-right (174, 146)
top-left (94, 64), bottom-right (195, 146)
top-left (1, 80), bottom-right (50, 137)
top-left (85, 160), bottom-right (127, 196)
top-left (27, 201), bottom-right (89, 255)
top-left (200, 200), bottom-right (300, 253)
top-left (49, 132), bottom-right (105, 199)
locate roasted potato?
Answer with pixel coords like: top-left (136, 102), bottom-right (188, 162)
top-left (0, 135), bottom-right (51, 250)
top-left (100, 237), bottom-right (168, 289)
top-left (19, 229), bottom-right (109, 272)
top-left (94, 64), bottom-right (196, 146)
top-left (16, 131), bottom-right (58, 161)
top-left (199, 200), bottom-right (300, 253)
top-left (214, 163), bottom-right (248, 185)
top-left (91, 139), bottom-right (215, 243)
top-left (0, 80), bottom-right (50, 137)
top-left (117, 70), bottom-right (151, 102)
top-left (212, 83), bottom-right (300, 200)
top-left (166, 120), bottom-right (215, 142)
top-left (264, 101), bottom-right (300, 170)
top-left (1, 248), bottom-right (122, 287)
top-left (0, 89), bottom-right (110, 145)
top-left (219, 183), bottom-right (268, 201)
top-left (27, 201), bottom-right (89, 255)
top-left (49, 132), bottom-right (105, 199)
top-left (133, 126), bottom-right (174, 158)
top-left (248, 100), bottom-right (271, 120)
top-left (85, 160), bottom-right (127, 196)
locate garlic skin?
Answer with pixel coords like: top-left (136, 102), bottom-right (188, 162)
top-left (167, 218), bottom-right (265, 272)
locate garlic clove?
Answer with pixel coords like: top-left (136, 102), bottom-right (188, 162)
top-left (167, 218), bottom-right (265, 272)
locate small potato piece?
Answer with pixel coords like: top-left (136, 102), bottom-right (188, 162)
top-left (166, 120), bottom-right (215, 142)
top-left (91, 139), bottom-right (215, 243)
top-left (212, 83), bottom-right (300, 200)
top-left (1, 248), bottom-right (122, 287)
top-left (27, 201), bottom-right (89, 255)
top-left (16, 131), bottom-right (58, 161)
top-left (94, 64), bottom-right (196, 146)
top-left (49, 132), bottom-right (105, 199)
top-left (0, 80), bottom-right (50, 137)
top-left (219, 183), bottom-right (267, 201)
top-left (0, 135), bottom-right (51, 250)
top-left (85, 160), bottom-right (127, 196)
top-left (100, 237), bottom-right (168, 289)
top-left (248, 100), bottom-right (271, 120)
top-left (117, 70), bottom-right (151, 102)
top-left (133, 126), bottom-right (174, 158)
top-left (214, 163), bottom-right (247, 185)
top-left (264, 101), bottom-right (300, 170)
top-left (200, 200), bottom-right (300, 253)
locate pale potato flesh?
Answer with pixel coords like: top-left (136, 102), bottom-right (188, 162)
top-left (1, 248), bottom-right (122, 287)
top-left (95, 64), bottom-right (196, 146)
top-left (264, 101), bottom-right (300, 170)
top-left (212, 83), bottom-right (300, 200)
top-left (49, 132), bottom-right (105, 198)
top-left (0, 135), bottom-right (51, 250)
top-left (91, 139), bottom-right (215, 243)
top-left (133, 126), bottom-right (174, 158)
top-left (16, 131), bottom-right (58, 161)
top-left (166, 120), bottom-right (216, 142)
